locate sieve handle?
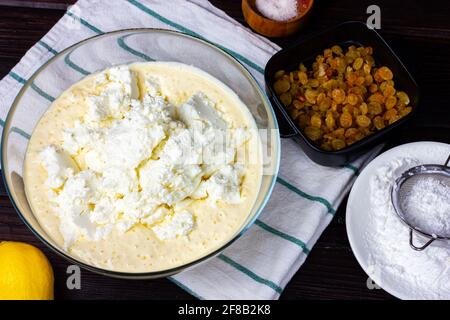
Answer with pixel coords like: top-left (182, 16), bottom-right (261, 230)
top-left (445, 154), bottom-right (450, 167)
top-left (409, 229), bottom-right (435, 251)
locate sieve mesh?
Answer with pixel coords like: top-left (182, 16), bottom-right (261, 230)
top-left (391, 154), bottom-right (450, 251)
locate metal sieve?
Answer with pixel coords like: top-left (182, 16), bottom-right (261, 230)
top-left (391, 154), bottom-right (450, 251)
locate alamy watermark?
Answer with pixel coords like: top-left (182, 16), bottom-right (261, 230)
top-left (62, 5), bottom-right (83, 31)
top-left (366, 5), bottom-right (381, 30)
top-left (66, 265), bottom-right (81, 290)
top-left (366, 264), bottom-right (381, 290)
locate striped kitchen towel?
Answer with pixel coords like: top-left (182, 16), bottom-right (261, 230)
top-left (0, 0), bottom-right (379, 299)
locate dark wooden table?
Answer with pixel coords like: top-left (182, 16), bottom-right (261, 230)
top-left (0, 0), bottom-right (449, 300)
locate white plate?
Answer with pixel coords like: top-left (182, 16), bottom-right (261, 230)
top-left (346, 141), bottom-right (450, 300)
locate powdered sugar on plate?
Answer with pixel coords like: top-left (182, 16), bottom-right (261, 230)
top-left (366, 144), bottom-right (450, 299)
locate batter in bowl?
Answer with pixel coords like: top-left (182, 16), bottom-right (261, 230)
top-left (24, 62), bottom-right (262, 272)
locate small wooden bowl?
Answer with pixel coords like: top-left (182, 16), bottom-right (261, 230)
top-left (242, 0), bottom-right (314, 38)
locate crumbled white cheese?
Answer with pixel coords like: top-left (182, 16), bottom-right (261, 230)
top-left (85, 66), bottom-right (138, 123)
top-left (52, 170), bottom-right (115, 248)
top-left (145, 76), bottom-right (161, 96)
top-left (102, 109), bottom-right (166, 169)
top-left (39, 65), bottom-right (250, 246)
top-left (151, 210), bottom-right (195, 240)
top-left (38, 145), bottom-right (77, 189)
top-left (192, 164), bottom-right (243, 204)
top-left (178, 92), bottom-right (227, 130)
top-left (141, 206), bottom-right (170, 226)
top-left (139, 160), bottom-right (203, 205)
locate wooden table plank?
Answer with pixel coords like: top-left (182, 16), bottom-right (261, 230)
top-left (0, 0), bottom-right (75, 9)
top-left (0, 0), bottom-right (448, 300)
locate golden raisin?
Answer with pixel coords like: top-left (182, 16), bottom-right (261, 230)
top-left (333, 128), bottom-right (345, 138)
top-left (340, 112), bottom-right (353, 128)
top-left (274, 79), bottom-right (290, 94)
top-left (298, 71), bottom-right (308, 85)
top-left (310, 114), bottom-right (322, 128)
top-left (274, 70), bottom-right (285, 79)
top-left (400, 106), bottom-right (412, 117)
top-left (331, 45), bottom-right (343, 55)
top-left (373, 116), bottom-right (385, 130)
top-left (304, 126), bottom-right (322, 141)
top-left (309, 79), bottom-right (320, 88)
top-left (325, 112), bottom-right (335, 130)
top-left (292, 99), bottom-right (304, 110)
top-left (385, 96), bottom-right (397, 110)
top-left (378, 66), bottom-right (393, 80)
top-left (368, 102), bottom-right (383, 115)
top-left (297, 113), bottom-right (311, 129)
top-left (383, 85), bottom-right (396, 97)
top-left (332, 88), bottom-right (346, 104)
top-left (331, 139), bottom-right (346, 150)
top-left (388, 115), bottom-right (401, 124)
top-left (384, 108), bottom-right (398, 121)
top-left (347, 93), bottom-right (359, 106)
top-left (345, 128), bottom-right (359, 139)
top-left (364, 74), bottom-right (373, 86)
top-left (342, 105), bottom-right (354, 114)
top-left (299, 63), bottom-right (307, 72)
top-left (353, 57), bottom-right (364, 70)
top-left (369, 83), bottom-right (378, 93)
top-left (319, 97), bottom-right (331, 112)
top-left (368, 93), bottom-right (384, 104)
top-left (356, 115), bottom-right (371, 128)
top-left (396, 91), bottom-right (410, 105)
top-left (305, 88), bottom-right (318, 104)
top-left (359, 103), bottom-right (368, 115)
top-left (280, 92), bottom-right (292, 106)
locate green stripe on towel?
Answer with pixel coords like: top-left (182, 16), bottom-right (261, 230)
top-left (8, 71), bottom-right (26, 84)
top-left (277, 177), bottom-right (336, 215)
top-left (38, 40), bottom-right (92, 77)
top-left (118, 35), bottom-right (155, 61)
top-left (0, 119), bottom-right (31, 140)
top-left (218, 254), bottom-right (282, 294)
top-left (66, 11), bottom-right (104, 35)
top-left (344, 163), bottom-right (360, 175)
top-left (126, 0), bottom-right (265, 74)
top-left (64, 11), bottom-right (155, 63)
top-left (11, 127), bottom-right (31, 140)
top-left (254, 220), bottom-right (310, 254)
top-left (38, 40), bottom-right (59, 55)
top-left (64, 53), bottom-right (91, 76)
top-left (9, 72), bottom-right (55, 102)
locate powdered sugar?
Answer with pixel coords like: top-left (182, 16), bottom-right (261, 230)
top-left (402, 176), bottom-right (450, 237)
top-left (255, 0), bottom-right (298, 21)
top-left (367, 149), bottom-right (450, 299)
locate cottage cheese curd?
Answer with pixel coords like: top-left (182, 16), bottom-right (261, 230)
top-left (24, 62), bottom-right (262, 272)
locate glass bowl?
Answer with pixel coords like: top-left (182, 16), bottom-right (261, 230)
top-left (1, 29), bottom-right (280, 279)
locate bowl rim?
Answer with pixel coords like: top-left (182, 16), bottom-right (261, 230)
top-left (264, 21), bottom-right (420, 156)
top-left (1, 28), bottom-right (281, 279)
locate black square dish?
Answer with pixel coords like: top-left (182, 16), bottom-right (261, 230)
top-left (265, 21), bottom-right (419, 166)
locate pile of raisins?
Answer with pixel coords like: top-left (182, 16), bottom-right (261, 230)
top-left (273, 45), bottom-right (412, 151)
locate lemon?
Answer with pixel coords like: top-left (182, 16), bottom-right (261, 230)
top-left (0, 241), bottom-right (54, 300)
